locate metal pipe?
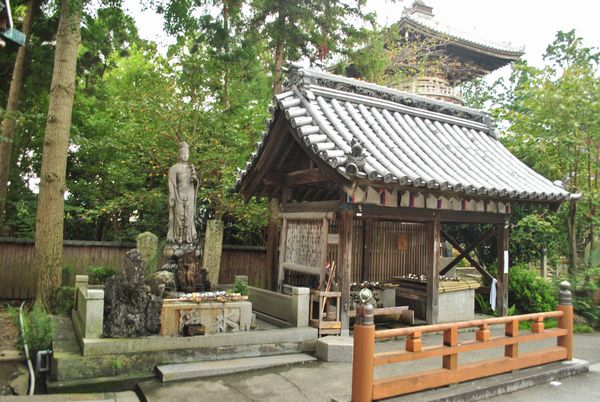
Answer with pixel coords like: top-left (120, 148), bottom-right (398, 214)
top-left (18, 301), bottom-right (35, 395)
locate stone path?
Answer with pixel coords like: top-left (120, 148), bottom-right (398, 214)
top-left (137, 331), bottom-right (600, 402)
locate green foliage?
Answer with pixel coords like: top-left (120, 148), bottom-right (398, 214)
top-left (87, 266), bottom-right (116, 285)
top-left (474, 293), bottom-right (494, 316)
top-left (509, 264), bottom-right (557, 314)
top-left (111, 357), bottom-right (125, 374)
top-left (53, 286), bottom-right (75, 316)
top-left (510, 209), bottom-right (562, 266)
top-left (496, 31), bottom-right (600, 271)
top-left (519, 318), bottom-right (557, 331)
top-left (475, 293), bottom-right (515, 317)
top-left (574, 323), bottom-right (594, 333)
top-left (9, 304), bottom-right (53, 356)
top-left (573, 296), bottom-right (600, 328)
top-left (233, 277), bottom-right (249, 296)
top-left (336, 23), bottom-right (464, 87)
top-left (62, 266), bottom-right (74, 286)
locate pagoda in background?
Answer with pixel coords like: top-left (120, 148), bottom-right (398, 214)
top-left (395, 1), bottom-right (524, 105)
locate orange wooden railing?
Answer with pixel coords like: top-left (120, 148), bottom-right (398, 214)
top-left (351, 281), bottom-right (574, 402)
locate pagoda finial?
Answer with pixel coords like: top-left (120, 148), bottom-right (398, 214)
top-left (406, 1), bottom-right (434, 18)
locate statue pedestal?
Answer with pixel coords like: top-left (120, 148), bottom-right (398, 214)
top-left (160, 300), bottom-right (252, 336)
top-left (162, 243), bottom-right (210, 293)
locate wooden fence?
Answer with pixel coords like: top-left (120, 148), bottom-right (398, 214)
top-left (0, 238), bottom-right (268, 299)
top-left (351, 281), bottom-right (574, 402)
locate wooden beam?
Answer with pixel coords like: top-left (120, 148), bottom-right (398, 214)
top-left (282, 262), bottom-right (320, 276)
top-left (439, 210), bottom-right (508, 224)
top-left (281, 200), bottom-right (342, 213)
top-left (497, 221), bottom-right (509, 316)
top-left (426, 213), bottom-right (440, 325)
top-left (286, 168), bottom-right (330, 186)
top-left (338, 210), bottom-right (354, 332)
top-left (263, 168), bottom-right (331, 188)
top-left (439, 228), bottom-right (495, 278)
top-left (356, 204), bottom-right (436, 222)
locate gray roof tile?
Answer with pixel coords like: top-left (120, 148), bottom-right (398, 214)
top-left (237, 66), bottom-right (573, 202)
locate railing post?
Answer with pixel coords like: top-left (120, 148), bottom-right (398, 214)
top-left (406, 331), bottom-right (422, 352)
top-left (443, 326), bottom-right (458, 371)
top-left (352, 303), bottom-right (375, 402)
top-left (531, 316), bottom-right (544, 333)
top-left (505, 319), bottom-right (519, 358)
top-left (557, 281), bottom-right (573, 360)
top-left (476, 324), bottom-right (490, 342)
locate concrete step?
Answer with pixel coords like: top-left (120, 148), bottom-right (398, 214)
top-left (0, 391), bottom-right (139, 402)
top-left (156, 353), bottom-right (317, 382)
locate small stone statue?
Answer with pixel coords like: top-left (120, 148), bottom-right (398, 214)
top-left (167, 142), bottom-right (199, 246)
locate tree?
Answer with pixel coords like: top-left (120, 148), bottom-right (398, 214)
top-left (498, 30), bottom-right (600, 272)
top-left (0, 0), bottom-right (37, 234)
top-left (33, 0), bottom-right (82, 309)
top-left (334, 22), bottom-right (466, 88)
top-left (251, 0), bottom-right (370, 94)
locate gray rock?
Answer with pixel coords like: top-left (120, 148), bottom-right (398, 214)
top-left (103, 250), bottom-right (163, 337)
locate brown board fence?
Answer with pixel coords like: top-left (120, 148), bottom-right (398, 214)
top-left (0, 238), bottom-right (268, 299)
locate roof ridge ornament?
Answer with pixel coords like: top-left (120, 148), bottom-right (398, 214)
top-left (344, 139), bottom-right (366, 176)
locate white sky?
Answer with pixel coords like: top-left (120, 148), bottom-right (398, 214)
top-left (126, 0), bottom-right (600, 75)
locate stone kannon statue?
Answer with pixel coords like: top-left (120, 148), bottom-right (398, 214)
top-left (167, 142), bottom-right (199, 246)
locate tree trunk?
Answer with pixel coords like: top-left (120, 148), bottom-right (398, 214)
top-left (0, 0), bottom-right (36, 233)
top-left (567, 200), bottom-right (577, 274)
top-left (272, 0), bottom-right (286, 95)
top-left (33, 0), bottom-right (81, 310)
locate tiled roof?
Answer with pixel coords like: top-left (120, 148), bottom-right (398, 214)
top-left (237, 66), bottom-right (573, 202)
top-left (399, 12), bottom-right (524, 57)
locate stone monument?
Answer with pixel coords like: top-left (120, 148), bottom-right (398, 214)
top-left (137, 231), bottom-right (158, 271)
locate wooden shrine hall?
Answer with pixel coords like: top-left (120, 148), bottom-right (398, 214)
top-left (236, 65), bottom-right (574, 327)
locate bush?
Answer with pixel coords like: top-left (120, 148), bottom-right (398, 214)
top-left (62, 266), bottom-right (74, 286)
top-left (509, 264), bottom-right (557, 314)
top-left (573, 297), bottom-right (600, 328)
top-left (87, 266), bottom-right (116, 285)
top-left (53, 286), bottom-right (75, 316)
top-left (233, 277), bottom-right (249, 296)
top-left (9, 304), bottom-right (53, 356)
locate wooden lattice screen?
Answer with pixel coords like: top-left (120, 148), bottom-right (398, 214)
top-left (366, 221), bottom-right (427, 282)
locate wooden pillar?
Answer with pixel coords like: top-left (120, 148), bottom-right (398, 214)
top-left (265, 198), bottom-right (280, 290)
top-left (426, 213), bottom-right (440, 324)
top-left (496, 221), bottom-right (509, 316)
top-left (319, 217), bottom-right (329, 289)
top-left (362, 218), bottom-right (373, 281)
top-left (277, 218), bottom-right (288, 292)
top-left (338, 210), bottom-right (354, 331)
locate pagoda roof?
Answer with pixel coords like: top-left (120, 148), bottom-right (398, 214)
top-left (397, 3), bottom-right (524, 80)
top-left (237, 66), bottom-right (573, 204)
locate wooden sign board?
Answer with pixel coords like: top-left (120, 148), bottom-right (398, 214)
top-left (398, 234), bottom-right (408, 251)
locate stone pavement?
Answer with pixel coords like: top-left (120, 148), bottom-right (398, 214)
top-left (137, 331), bottom-right (600, 402)
top-left (486, 363), bottom-right (600, 402)
top-left (3, 331), bottom-right (598, 401)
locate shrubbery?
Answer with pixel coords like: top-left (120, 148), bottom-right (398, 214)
top-left (508, 264), bottom-right (557, 314)
top-left (87, 266), bottom-right (116, 285)
top-left (10, 304), bottom-right (53, 356)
